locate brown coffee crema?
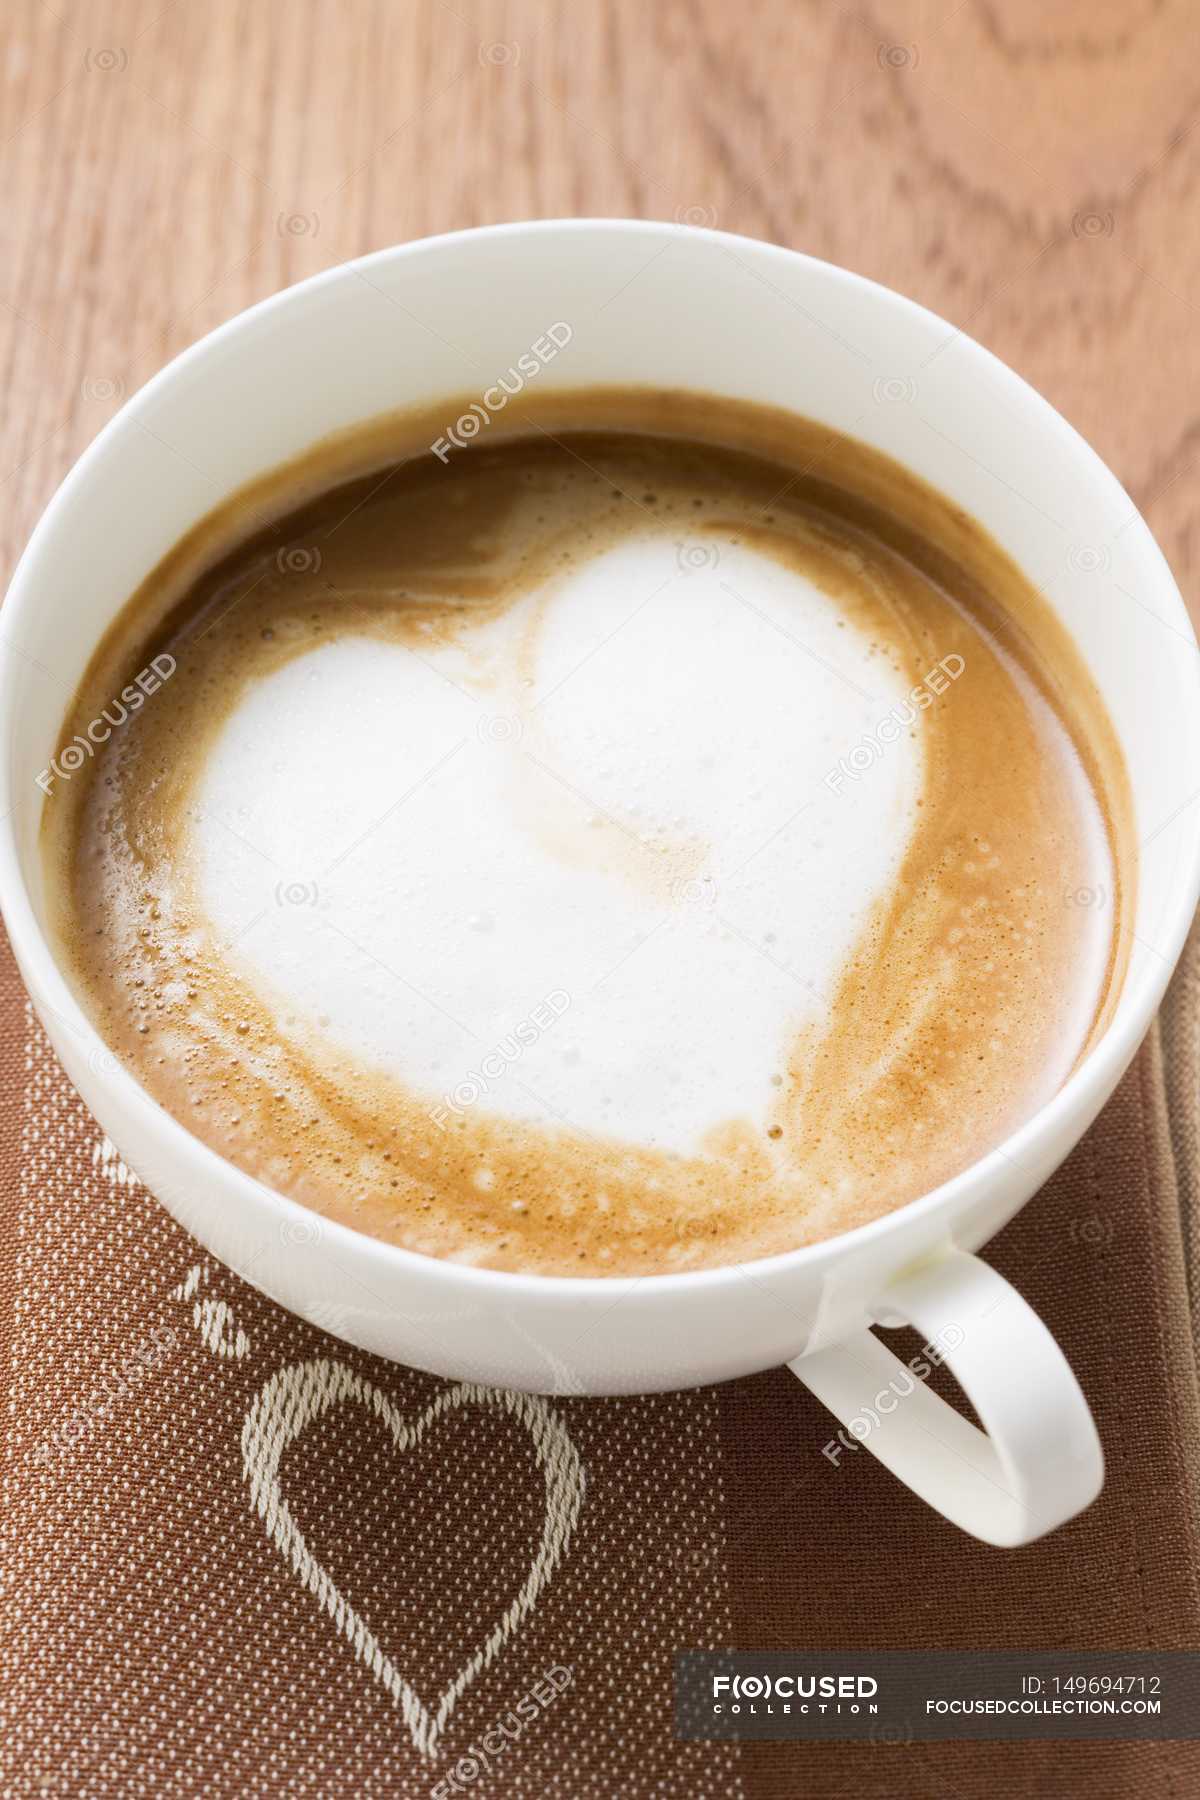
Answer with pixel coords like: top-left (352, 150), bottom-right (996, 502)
top-left (42, 388), bottom-right (1133, 1276)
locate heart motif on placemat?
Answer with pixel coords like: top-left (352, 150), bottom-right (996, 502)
top-left (241, 1358), bottom-right (585, 1760)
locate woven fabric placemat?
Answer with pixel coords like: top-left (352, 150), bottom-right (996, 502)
top-left (2, 920), bottom-right (1199, 1799)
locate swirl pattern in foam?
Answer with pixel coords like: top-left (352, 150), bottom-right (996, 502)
top-left (43, 391), bottom-right (1132, 1275)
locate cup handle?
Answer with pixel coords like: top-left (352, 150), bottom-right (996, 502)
top-left (789, 1247), bottom-right (1104, 1545)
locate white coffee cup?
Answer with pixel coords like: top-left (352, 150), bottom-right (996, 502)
top-left (3, 220), bottom-right (1198, 1546)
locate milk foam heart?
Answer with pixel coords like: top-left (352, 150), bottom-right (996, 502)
top-left (192, 537), bottom-right (921, 1153)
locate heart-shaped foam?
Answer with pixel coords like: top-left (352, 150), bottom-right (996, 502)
top-left (196, 534), bottom-right (921, 1154)
top-left (241, 1359), bottom-right (585, 1761)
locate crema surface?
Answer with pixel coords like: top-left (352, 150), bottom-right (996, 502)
top-left (43, 390), bottom-right (1132, 1275)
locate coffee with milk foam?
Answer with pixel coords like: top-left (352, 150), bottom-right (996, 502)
top-left (43, 389), bottom-right (1131, 1276)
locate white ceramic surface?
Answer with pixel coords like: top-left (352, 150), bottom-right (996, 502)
top-left (4, 221), bottom-right (1199, 1544)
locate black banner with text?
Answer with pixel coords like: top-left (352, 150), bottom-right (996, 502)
top-left (674, 1652), bottom-right (1200, 1742)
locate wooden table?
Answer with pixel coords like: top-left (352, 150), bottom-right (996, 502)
top-left (3, 0), bottom-right (1197, 620)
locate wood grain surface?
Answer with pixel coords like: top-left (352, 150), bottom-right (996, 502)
top-left (2, 0), bottom-right (1198, 622)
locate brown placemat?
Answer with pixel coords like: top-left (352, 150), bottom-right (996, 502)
top-left (2, 922), bottom-right (1199, 1800)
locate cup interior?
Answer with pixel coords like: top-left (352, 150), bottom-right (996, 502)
top-left (4, 220), bottom-right (1200, 1173)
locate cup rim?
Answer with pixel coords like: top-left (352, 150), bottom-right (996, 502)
top-left (3, 215), bottom-right (1198, 1302)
